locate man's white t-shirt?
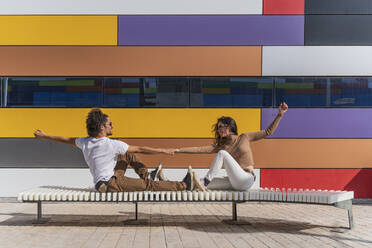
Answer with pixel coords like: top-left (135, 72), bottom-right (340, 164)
top-left (75, 137), bottom-right (129, 185)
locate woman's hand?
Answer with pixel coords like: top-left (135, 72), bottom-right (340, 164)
top-left (34, 129), bottom-right (47, 139)
top-left (278, 102), bottom-right (288, 116)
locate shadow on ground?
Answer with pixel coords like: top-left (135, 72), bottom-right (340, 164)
top-left (1, 211), bottom-right (371, 245)
top-left (0, 211), bottom-right (352, 230)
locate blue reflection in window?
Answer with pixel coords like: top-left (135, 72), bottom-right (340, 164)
top-left (275, 77), bottom-right (328, 107)
top-left (7, 77), bottom-right (102, 107)
top-left (190, 77), bottom-right (273, 107)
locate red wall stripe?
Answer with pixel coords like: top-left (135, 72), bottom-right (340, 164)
top-left (264, 0), bottom-right (305, 15)
top-left (261, 169), bottom-right (372, 198)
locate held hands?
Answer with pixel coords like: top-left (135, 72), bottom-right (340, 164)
top-left (33, 129), bottom-right (47, 139)
top-left (163, 148), bottom-right (180, 156)
top-left (278, 102), bottom-right (288, 116)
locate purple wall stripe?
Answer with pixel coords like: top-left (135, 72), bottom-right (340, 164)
top-left (118, 15), bottom-right (304, 45)
top-left (261, 108), bottom-right (372, 138)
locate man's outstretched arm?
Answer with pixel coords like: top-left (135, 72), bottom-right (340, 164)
top-left (34, 129), bottom-right (76, 147)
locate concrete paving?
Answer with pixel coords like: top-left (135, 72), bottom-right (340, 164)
top-left (0, 201), bottom-right (371, 248)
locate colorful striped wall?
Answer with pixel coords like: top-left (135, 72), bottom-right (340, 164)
top-left (1, 0), bottom-right (372, 198)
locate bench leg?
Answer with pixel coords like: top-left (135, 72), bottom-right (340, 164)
top-left (32, 201), bottom-right (49, 224)
top-left (334, 199), bottom-right (354, 229)
top-left (348, 208), bottom-right (354, 229)
top-left (123, 201), bottom-right (147, 225)
top-left (135, 202), bottom-right (138, 220)
top-left (232, 201), bottom-right (237, 221)
top-left (222, 201), bottom-right (250, 225)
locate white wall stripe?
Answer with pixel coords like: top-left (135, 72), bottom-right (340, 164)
top-left (263, 46), bottom-right (372, 76)
top-left (0, 0), bottom-right (262, 15)
top-left (0, 168), bottom-right (260, 197)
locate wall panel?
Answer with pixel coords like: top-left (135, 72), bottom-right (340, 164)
top-left (262, 46), bottom-right (372, 76)
top-left (0, 16), bottom-right (117, 45)
top-left (305, 15), bottom-right (372, 45)
top-left (261, 108), bottom-right (372, 138)
top-left (305, 0), bottom-right (372, 14)
top-left (0, 108), bottom-right (260, 138)
top-left (0, 169), bottom-right (92, 197)
top-left (0, 138), bottom-right (86, 168)
top-left (118, 16), bottom-right (304, 45)
top-left (0, 0), bottom-right (262, 15)
top-left (264, 0), bottom-right (304, 15)
top-left (261, 169), bottom-right (372, 198)
top-left (0, 46), bottom-right (261, 76)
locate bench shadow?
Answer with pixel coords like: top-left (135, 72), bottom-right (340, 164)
top-left (0, 211), bottom-right (350, 231)
top-left (0, 211), bottom-right (372, 246)
top-left (1, 212), bottom-right (370, 246)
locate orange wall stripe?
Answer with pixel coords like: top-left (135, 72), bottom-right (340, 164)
top-left (0, 46), bottom-right (261, 76)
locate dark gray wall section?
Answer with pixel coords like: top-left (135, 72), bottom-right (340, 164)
top-left (306, 0), bottom-right (372, 14)
top-left (0, 139), bottom-right (87, 168)
top-left (305, 15), bottom-right (372, 45)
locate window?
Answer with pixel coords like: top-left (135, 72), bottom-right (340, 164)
top-left (3, 76), bottom-right (372, 108)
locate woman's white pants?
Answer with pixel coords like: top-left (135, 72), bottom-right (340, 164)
top-left (205, 150), bottom-right (255, 191)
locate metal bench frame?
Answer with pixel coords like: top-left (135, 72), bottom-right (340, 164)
top-left (24, 198), bottom-right (354, 229)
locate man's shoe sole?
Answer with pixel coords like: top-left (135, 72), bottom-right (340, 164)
top-left (188, 165), bottom-right (194, 191)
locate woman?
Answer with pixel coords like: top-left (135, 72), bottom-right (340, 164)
top-left (175, 103), bottom-right (288, 191)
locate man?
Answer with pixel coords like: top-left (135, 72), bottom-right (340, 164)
top-left (34, 108), bottom-right (198, 192)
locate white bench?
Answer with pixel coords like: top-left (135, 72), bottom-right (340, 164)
top-left (18, 186), bottom-right (354, 229)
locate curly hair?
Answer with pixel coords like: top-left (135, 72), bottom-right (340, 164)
top-left (86, 108), bottom-right (108, 137)
top-left (213, 116), bottom-right (238, 148)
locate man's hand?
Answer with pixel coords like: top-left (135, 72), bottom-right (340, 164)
top-left (33, 130), bottom-right (76, 146)
top-left (34, 129), bottom-right (47, 139)
top-left (278, 102), bottom-right (288, 116)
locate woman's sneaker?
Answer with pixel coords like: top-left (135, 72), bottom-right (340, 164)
top-left (203, 178), bottom-right (211, 187)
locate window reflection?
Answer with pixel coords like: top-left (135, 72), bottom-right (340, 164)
top-left (275, 77), bottom-right (328, 107)
top-left (275, 77), bottom-right (372, 107)
top-left (7, 77), bottom-right (102, 107)
top-left (330, 78), bottom-right (372, 107)
top-left (103, 78), bottom-right (189, 107)
top-left (190, 77), bottom-right (273, 107)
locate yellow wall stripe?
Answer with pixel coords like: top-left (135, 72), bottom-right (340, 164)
top-left (0, 108), bottom-right (260, 138)
top-left (0, 16), bottom-right (117, 45)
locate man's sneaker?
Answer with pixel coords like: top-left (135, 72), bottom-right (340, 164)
top-left (192, 172), bottom-right (206, 191)
top-left (157, 168), bottom-right (168, 181)
top-left (150, 163), bottom-right (162, 181)
top-left (182, 166), bottom-right (194, 190)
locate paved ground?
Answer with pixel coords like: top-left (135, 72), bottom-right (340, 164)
top-left (0, 201), bottom-right (371, 248)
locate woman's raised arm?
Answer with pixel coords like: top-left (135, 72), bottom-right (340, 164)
top-left (243, 102), bottom-right (288, 142)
